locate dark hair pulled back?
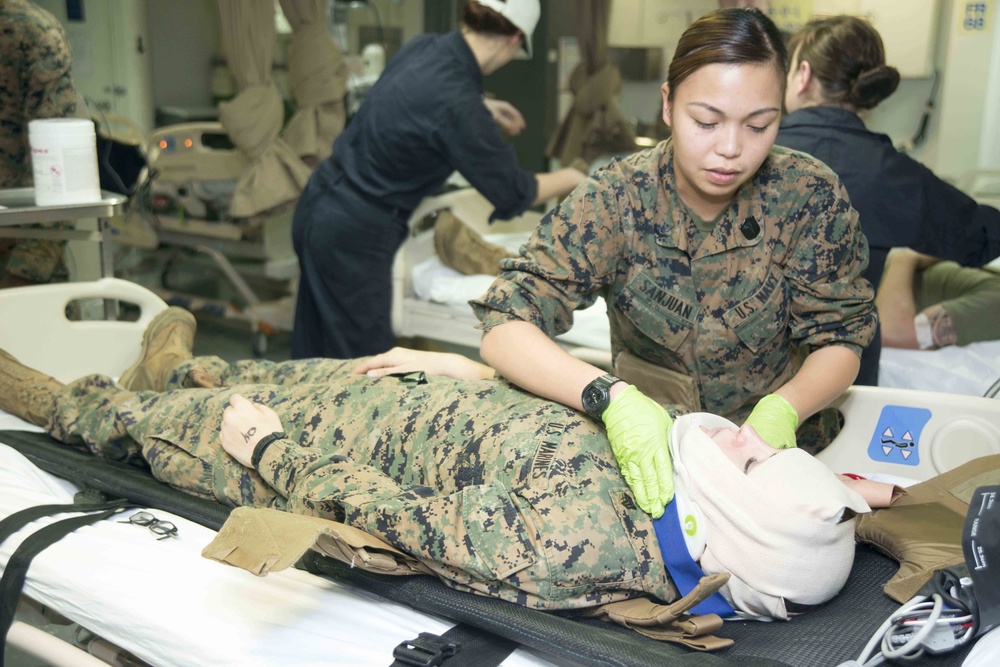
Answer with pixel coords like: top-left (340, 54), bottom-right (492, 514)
top-left (667, 8), bottom-right (788, 101)
top-left (788, 16), bottom-right (900, 110)
top-left (462, 1), bottom-right (520, 38)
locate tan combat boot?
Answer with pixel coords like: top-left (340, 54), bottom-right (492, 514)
top-left (118, 307), bottom-right (197, 392)
top-left (0, 348), bottom-right (64, 428)
top-left (433, 210), bottom-right (517, 276)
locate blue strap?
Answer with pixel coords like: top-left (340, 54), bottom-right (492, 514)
top-left (653, 500), bottom-right (736, 617)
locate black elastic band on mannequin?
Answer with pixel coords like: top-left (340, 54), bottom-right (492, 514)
top-left (252, 432), bottom-right (287, 470)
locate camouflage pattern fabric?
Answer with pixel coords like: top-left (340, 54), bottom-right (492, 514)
top-left (472, 140), bottom-right (877, 434)
top-left (0, 0), bottom-right (79, 285)
top-left (46, 355), bottom-right (677, 611)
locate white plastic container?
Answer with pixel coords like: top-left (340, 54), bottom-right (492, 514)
top-left (28, 118), bottom-right (101, 206)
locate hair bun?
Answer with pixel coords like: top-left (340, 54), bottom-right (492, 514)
top-left (850, 65), bottom-right (901, 109)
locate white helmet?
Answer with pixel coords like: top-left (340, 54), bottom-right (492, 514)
top-left (474, 0), bottom-right (540, 59)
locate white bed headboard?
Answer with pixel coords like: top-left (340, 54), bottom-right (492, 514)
top-left (821, 385), bottom-right (1000, 481)
top-left (0, 278), bottom-right (167, 383)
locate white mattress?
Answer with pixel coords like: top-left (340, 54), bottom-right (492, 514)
top-left (879, 340), bottom-right (1000, 397)
top-left (411, 249), bottom-right (1000, 397)
top-left (0, 413), bottom-right (558, 667)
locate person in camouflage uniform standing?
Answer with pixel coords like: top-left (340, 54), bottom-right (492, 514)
top-left (472, 8), bottom-right (877, 518)
top-left (0, 0), bottom-right (80, 288)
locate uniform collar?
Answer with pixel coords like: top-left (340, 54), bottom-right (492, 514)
top-left (445, 30), bottom-right (485, 94)
top-left (780, 106), bottom-right (866, 132)
top-left (656, 140), bottom-right (765, 258)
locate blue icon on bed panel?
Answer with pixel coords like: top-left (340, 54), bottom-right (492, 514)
top-left (867, 406), bottom-right (932, 467)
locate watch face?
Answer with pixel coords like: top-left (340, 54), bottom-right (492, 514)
top-left (584, 384), bottom-right (608, 412)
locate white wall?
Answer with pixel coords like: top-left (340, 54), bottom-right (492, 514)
top-left (980, 0), bottom-right (1000, 169)
top-left (924, 0), bottom-right (999, 180)
top-left (34, 0), bottom-right (154, 130)
top-left (148, 0), bottom-right (220, 113)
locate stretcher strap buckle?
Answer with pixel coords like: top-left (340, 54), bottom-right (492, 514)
top-left (392, 632), bottom-right (461, 666)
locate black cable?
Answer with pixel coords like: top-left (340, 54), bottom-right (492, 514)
top-left (900, 70), bottom-right (940, 153)
top-left (985, 376), bottom-right (1000, 399)
top-left (928, 567), bottom-right (979, 639)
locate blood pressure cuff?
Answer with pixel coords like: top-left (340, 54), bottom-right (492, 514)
top-left (854, 454), bottom-right (1000, 602)
top-left (962, 485), bottom-right (1000, 631)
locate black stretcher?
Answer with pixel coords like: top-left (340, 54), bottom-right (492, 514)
top-left (0, 430), bottom-right (978, 667)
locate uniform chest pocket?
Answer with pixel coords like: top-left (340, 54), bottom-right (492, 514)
top-left (723, 265), bottom-right (789, 353)
top-left (614, 273), bottom-right (696, 352)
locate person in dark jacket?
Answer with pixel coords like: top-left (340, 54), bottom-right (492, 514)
top-left (776, 15), bottom-right (1000, 382)
top-left (291, 0), bottom-right (585, 360)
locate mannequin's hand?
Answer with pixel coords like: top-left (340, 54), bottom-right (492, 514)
top-left (221, 394), bottom-right (284, 467)
top-left (351, 347), bottom-right (493, 380)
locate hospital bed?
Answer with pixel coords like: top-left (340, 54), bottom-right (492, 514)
top-left (392, 188), bottom-right (613, 368)
top-left (392, 188), bottom-right (540, 350)
top-left (394, 190), bottom-right (1000, 395)
top-left (123, 123), bottom-right (299, 356)
top-left (2, 278), bottom-right (999, 667)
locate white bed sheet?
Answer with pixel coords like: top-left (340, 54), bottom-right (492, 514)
top-left (412, 252), bottom-right (1000, 396)
top-left (879, 340), bottom-right (1000, 397)
top-left (0, 412), bottom-right (559, 667)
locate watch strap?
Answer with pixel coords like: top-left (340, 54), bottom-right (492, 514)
top-left (251, 431), bottom-right (287, 470)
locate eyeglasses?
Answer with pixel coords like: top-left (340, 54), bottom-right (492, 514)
top-left (118, 511), bottom-right (178, 541)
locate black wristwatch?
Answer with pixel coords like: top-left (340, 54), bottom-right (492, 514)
top-left (581, 374), bottom-right (622, 420)
top-left (251, 431), bottom-right (287, 470)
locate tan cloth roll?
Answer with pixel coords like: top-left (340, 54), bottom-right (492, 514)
top-left (219, 84), bottom-right (312, 217)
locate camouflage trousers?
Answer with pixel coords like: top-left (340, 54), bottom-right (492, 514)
top-left (47, 356), bottom-right (675, 610)
top-left (0, 230), bottom-right (70, 286)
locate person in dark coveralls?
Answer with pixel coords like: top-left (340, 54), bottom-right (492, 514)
top-left (472, 8), bottom-right (876, 518)
top-left (291, 0), bottom-right (586, 359)
top-left (776, 15), bottom-right (1000, 380)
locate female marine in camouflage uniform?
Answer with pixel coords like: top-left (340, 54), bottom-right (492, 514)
top-left (473, 8), bottom-right (877, 517)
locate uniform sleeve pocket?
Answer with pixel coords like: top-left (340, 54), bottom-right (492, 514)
top-left (724, 266), bottom-right (788, 353)
top-left (462, 484), bottom-right (538, 580)
top-left (615, 273), bottom-right (695, 352)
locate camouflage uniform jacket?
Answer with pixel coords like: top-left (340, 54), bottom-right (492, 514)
top-left (472, 140), bottom-right (877, 422)
top-left (0, 0), bottom-right (79, 283)
top-left (0, 0), bottom-right (78, 187)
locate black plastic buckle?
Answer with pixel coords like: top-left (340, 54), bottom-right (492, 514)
top-left (392, 632), bottom-right (461, 667)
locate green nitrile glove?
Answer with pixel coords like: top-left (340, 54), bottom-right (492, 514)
top-left (601, 385), bottom-right (675, 518)
top-left (743, 393), bottom-right (799, 449)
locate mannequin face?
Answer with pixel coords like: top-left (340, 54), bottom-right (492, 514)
top-left (703, 425), bottom-right (779, 474)
top-left (661, 63), bottom-right (782, 220)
